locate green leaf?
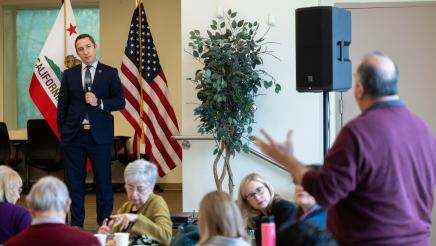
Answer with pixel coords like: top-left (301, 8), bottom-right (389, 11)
top-left (193, 51), bottom-right (199, 58)
top-left (212, 20), bottom-right (217, 26)
top-left (237, 20), bottom-right (244, 27)
top-left (227, 9), bottom-right (232, 15)
top-left (204, 69), bottom-right (211, 78)
top-left (213, 148), bottom-right (218, 155)
top-left (220, 22), bottom-right (225, 28)
top-left (231, 20), bottom-right (237, 28)
top-left (247, 126), bottom-right (252, 134)
top-left (242, 144), bottom-right (249, 153)
top-left (263, 80), bottom-right (272, 88)
top-left (231, 12), bottom-right (237, 18)
top-left (275, 83), bottom-right (281, 93)
top-left (211, 25), bottom-right (217, 30)
top-left (207, 30), bottom-right (213, 38)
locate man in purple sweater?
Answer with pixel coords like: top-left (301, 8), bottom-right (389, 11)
top-left (255, 52), bottom-right (436, 245)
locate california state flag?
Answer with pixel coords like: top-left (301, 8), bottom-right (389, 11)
top-left (29, 0), bottom-right (79, 137)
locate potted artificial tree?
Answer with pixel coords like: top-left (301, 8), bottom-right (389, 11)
top-left (187, 9), bottom-right (280, 195)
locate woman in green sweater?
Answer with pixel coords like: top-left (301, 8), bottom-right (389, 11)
top-left (98, 159), bottom-right (172, 245)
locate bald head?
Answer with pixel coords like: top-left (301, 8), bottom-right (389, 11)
top-left (356, 52), bottom-right (399, 98)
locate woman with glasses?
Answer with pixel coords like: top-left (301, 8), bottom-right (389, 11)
top-left (97, 159), bottom-right (172, 245)
top-left (0, 165), bottom-right (31, 244)
top-left (238, 173), bottom-right (297, 246)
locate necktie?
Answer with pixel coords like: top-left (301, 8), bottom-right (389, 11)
top-left (84, 65), bottom-right (92, 122)
top-left (84, 65), bottom-right (92, 92)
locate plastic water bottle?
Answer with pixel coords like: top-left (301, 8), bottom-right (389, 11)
top-left (261, 215), bottom-right (276, 246)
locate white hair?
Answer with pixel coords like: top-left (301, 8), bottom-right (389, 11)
top-left (124, 159), bottom-right (158, 187)
top-left (0, 165), bottom-right (22, 203)
top-left (26, 176), bottom-right (69, 212)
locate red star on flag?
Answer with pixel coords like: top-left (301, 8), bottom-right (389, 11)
top-left (66, 23), bottom-right (77, 36)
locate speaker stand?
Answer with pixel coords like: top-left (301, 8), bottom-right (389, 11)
top-left (323, 91), bottom-right (330, 157)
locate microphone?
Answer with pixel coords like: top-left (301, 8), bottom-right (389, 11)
top-left (85, 80), bottom-right (92, 93)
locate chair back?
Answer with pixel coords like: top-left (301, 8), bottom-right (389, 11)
top-left (0, 122), bottom-right (11, 164)
top-left (26, 119), bottom-right (62, 163)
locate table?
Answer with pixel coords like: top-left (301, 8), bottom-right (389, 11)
top-left (8, 129), bottom-right (27, 141)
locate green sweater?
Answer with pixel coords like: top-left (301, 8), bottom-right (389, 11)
top-left (111, 193), bottom-right (173, 245)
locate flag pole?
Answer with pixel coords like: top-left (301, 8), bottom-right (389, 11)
top-left (63, 0), bottom-right (67, 67)
top-left (137, 0), bottom-right (145, 159)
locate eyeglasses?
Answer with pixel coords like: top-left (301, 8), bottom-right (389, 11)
top-left (125, 184), bottom-right (150, 194)
top-left (246, 186), bottom-right (265, 201)
top-left (17, 187), bottom-right (23, 194)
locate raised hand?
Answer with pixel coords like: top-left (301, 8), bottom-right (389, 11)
top-left (254, 129), bottom-right (294, 164)
top-left (254, 129), bottom-right (309, 184)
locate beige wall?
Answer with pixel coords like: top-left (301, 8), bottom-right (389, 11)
top-left (0, 0), bottom-right (182, 183)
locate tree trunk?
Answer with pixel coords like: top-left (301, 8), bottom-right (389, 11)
top-left (213, 141), bottom-right (225, 191)
top-left (224, 143), bottom-right (234, 196)
top-left (212, 141), bottom-right (234, 196)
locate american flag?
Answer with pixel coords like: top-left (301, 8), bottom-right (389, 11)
top-left (120, 3), bottom-right (182, 176)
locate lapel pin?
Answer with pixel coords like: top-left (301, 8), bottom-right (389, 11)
top-left (98, 69), bottom-right (102, 73)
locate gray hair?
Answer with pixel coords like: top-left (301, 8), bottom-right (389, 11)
top-left (357, 51), bottom-right (399, 98)
top-left (0, 165), bottom-right (22, 203)
top-left (124, 159), bottom-right (158, 187)
top-left (26, 176), bottom-right (69, 212)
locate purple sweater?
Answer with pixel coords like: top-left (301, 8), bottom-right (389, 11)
top-left (0, 202), bottom-right (32, 244)
top-left (303, 101), bottom-right (436, 246)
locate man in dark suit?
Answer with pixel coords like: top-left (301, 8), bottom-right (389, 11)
top-left (57, 33), bottom-right (125, 227)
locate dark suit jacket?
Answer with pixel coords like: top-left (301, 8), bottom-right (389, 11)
top-left (57, 62), bottom-right (125, 144)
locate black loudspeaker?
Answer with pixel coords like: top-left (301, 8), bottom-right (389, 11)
top-left (296, 6), bottom-right (352, 92)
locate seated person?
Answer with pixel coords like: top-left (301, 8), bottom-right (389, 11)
top-left (170, 223), bottom-right (199, 246)
top-left (198, 191), bottom-right (250, 246)
top-left (238, 173), bottom-right (297, 246)
top-left (98, 159), bottom-right (172, 245)
top-left (0, 166), bottom-right (31, 244)
top-left (277, 220), bottom-right (336, 246)
top-left (294, 165), bottom-right (326, 230)
top-left (4, 176), bottom-right (99, 246)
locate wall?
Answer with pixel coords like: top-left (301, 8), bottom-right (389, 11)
top-left (181, 0), bottom-right (322, 211)
top-left (0, 0), bottom-right (182, 183)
